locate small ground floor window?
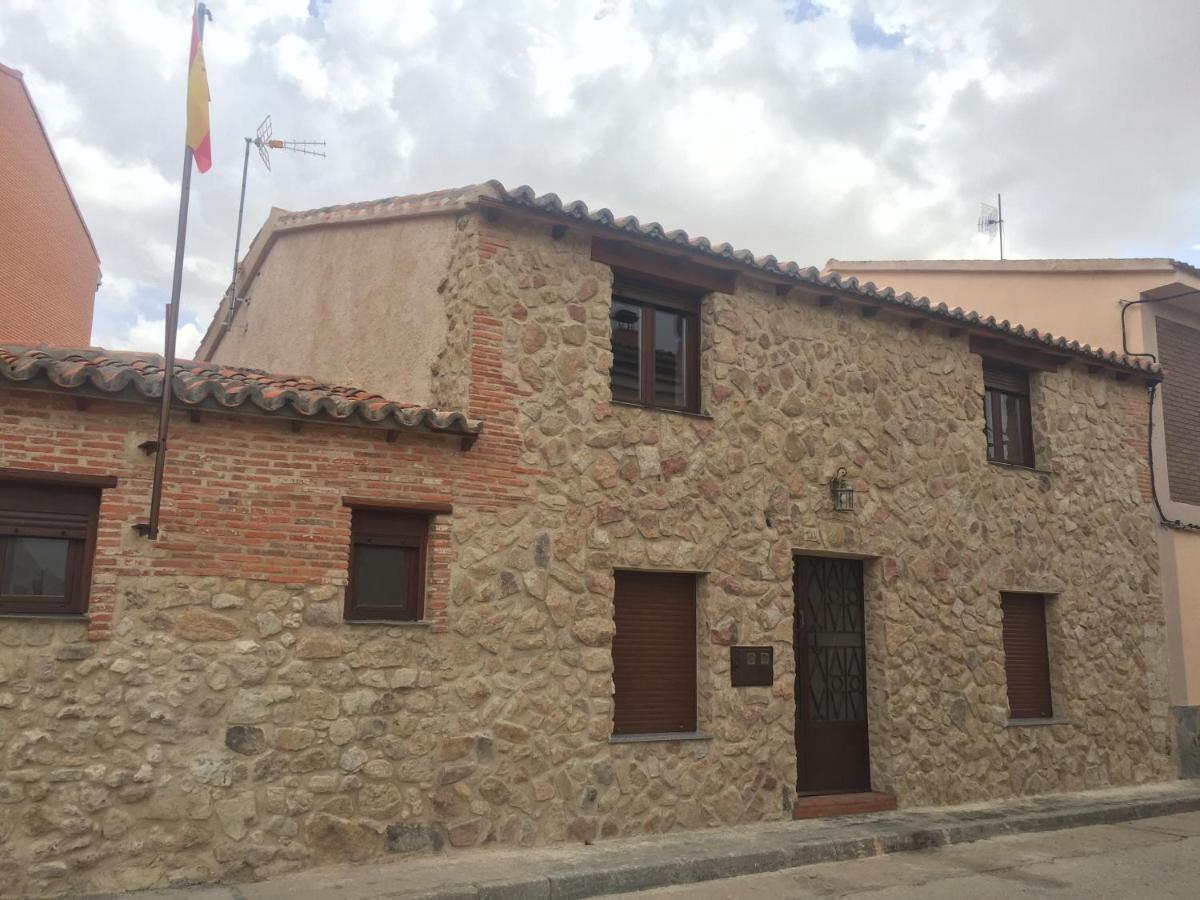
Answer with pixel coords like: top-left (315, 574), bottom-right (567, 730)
top-left (1000, 592), bottom-right (1054, 719)
top-left (345, 508), bottom-right (430, 622)
top-left (0, 482), bottom-right (101, 616)
top-left (611, 571), bottom-right (697, 735)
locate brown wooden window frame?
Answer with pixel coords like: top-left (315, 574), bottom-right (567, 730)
top-left (611, 570), bottom-right (699, 737)
top-left (0, 482), bottom-right (102, 617)
top-left (1000, 592), bottom-right (1055, 720)
top-left (345, 507), bottom-right (430, 623)
top-left (983, 362), bottom-right (1036, 468)
top-left (609, 280), bottom-right (702, 415)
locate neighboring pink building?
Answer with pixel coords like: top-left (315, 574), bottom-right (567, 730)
top-left (826, 258), bottom-right (1200, 776)
top-left (0, 62), bottom-right (100, 345)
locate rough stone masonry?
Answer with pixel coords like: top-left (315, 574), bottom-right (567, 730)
top-left (0, 198), bottom-right (1175, 898)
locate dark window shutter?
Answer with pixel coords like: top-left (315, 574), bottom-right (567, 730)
top-left (1000, 593), bottom-right (1054, 719)
top-left (983, 363), bottom-right (1030, 395)
top-left (612, 572), bottom-right (697, 735)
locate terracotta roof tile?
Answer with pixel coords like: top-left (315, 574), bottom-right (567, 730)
top-left (0, 345), bottom-right (481, 436)
top-left (484, 183), bottom-right (1162, 377)
top-left (262, 181), bottom-right (1161, 377)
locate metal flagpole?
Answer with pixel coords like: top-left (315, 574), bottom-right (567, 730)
top-left (145, 3), bottom-right (210, 541)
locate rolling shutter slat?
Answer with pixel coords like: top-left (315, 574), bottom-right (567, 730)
top-left (983, 363), bottom-right (1030, 395)
top-left (1001, 593), bottom-right (1053, 719)
top-left (612, 572), bottom-right (697, 735)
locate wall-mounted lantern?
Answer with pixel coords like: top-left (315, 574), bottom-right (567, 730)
top-left (830, 467), bottom-right (855, 512)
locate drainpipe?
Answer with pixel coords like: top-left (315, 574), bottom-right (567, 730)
top-left (1120, 289), bottom-right (1200, 532)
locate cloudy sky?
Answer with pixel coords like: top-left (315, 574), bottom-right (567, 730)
top-left (2, 0), bottom-right (1198, 357)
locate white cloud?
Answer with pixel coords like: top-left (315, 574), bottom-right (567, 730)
top-left (93, 315), bottom-right (204, 360)
top-left (53, 139), bottom-right (177, 214)
top-left (0, 0), bottom-right (1195, 359)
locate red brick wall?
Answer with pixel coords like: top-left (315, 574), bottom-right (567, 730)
top-left (0, 65), bottom-right (98, 345)
top-left (0, 382), bottom-right (534, 641)
top-left (1117, 378), bottom-right (1153, 502)
top-left (1157, 316), bottom-right (1200, 506)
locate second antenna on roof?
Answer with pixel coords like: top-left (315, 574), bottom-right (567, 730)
top-left (978, 193), bottom-right (1005, 260)
top-left (226, 116), bottom-right (327, 326)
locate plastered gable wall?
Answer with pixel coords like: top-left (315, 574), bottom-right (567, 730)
top-left (211, 215), bottom-right (458, 405)
top-left (0, 209), bottom-right (1174, 898)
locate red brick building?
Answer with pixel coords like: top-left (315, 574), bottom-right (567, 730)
top-left (0, 63), bottom-right (100, 345)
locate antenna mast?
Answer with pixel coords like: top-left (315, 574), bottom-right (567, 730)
top-left (977, 194), bottom-right (1005, 260)
top-left (225, 116), bottom-right (326, 327)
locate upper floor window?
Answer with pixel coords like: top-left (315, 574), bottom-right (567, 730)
top-left (345, 508), bottom-right (429, 622)
top-left (0, 482), bottom-right (101, 616)
top-left (983, 362), bottom-right (1035, 468)
top-left (610, 280), bottom-right (701, 414)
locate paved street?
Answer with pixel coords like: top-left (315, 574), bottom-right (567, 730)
top-left (614, 811), bottom-right (1200, 900)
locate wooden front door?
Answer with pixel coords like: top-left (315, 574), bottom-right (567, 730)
top-left (794, 556), bottom-right (871, 794)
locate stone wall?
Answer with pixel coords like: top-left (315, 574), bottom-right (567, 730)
top-left (0, 209), bottom-right (1174, 898)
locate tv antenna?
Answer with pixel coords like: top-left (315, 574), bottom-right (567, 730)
top-left (977, 194), bottom-right (1005, 260)
top-left (225, 116), bottom-right (326, 326)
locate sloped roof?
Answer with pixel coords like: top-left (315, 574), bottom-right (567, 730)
top-left (0, 63), bottom-right (99, 264)
top-left (209, 180), bottom-right (1161, 377)
top-left (0, 345), bottom-right (480, 436)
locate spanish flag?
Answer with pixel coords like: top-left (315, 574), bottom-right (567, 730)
top-left (186, 4), bottom-right (211, 173)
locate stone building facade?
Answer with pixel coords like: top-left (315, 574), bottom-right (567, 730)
top-left (0, 183), bottom-right (1176, 898)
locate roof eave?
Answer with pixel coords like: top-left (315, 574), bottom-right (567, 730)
top-left (479, 197), bottom-right (1160, 381)
top-left (0, 376), bottom-right (483, 439)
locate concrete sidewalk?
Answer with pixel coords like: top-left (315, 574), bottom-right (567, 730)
top-left (102, 781), bottom-right (1200, 900)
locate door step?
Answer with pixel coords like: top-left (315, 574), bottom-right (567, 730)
top-left (793, 791), bottom-right (897, 820)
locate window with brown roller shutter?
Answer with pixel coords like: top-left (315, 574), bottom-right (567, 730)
top-left (612, 571), bottom-right (697, 735)
top-left (1000, 593), bottom-right (1054, 719)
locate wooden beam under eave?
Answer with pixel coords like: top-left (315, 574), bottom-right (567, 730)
top-left (775, 284), bottom-right (791, 297)
top-left (591, 238), bottom-right (737, 295)
top-left (947, 327), bottom-right (965, 338)
top-left (818, 295), bottom-right (837, 308)
top-left (860, 307), bottom-right (879, 319)
top-left (909, 318), bottom-right (926, 329)
top-left (967, 336), bottom-right (1060, 373)
top-left (551, 224), bottom-right (568, 240)
top-left (386, 429), bottom-right (399, 444)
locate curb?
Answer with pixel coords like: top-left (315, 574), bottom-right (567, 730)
top-left (425, 788), bottom-right (1200, 900)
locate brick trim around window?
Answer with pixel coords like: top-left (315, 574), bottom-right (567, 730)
top-left (342, 503), bottom-right (452, 630)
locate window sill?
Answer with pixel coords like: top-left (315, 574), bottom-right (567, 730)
top-left (344, 619), bottom-right (433, 628)
top-left (0, 612), bottom-right (89, 622)
top-left (988, 460), bottom-right (1051, 475)
top-left (609, 731), bottom-right (714, 744)
top-left (1007, 717), bottom-right (1071, 727)
top-left (611, 400), bottom-right (714, 421)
